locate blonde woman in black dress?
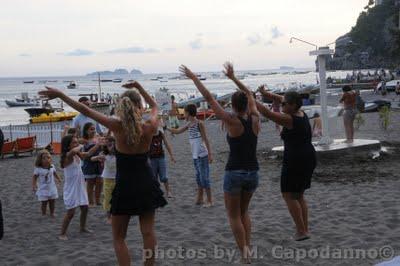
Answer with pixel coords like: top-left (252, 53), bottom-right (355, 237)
top-left (40, 82), bottom-right (167, 266)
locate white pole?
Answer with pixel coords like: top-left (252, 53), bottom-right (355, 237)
top-left (317, 53), bottom-right (332, 145)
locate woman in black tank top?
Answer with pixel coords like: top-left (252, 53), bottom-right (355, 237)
top-left (256, 85), bottom-right (316, 241)
top-left (180, 62), bottom-right (260, 263)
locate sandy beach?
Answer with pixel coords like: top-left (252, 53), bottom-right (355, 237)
top-left (1, 93), bottom-right (400, 265)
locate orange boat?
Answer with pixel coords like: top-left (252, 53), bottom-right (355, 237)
top-left (196, 109), bottom-right (215, 120)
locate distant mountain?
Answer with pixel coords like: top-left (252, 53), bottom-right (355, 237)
top-left (279, 66), bottom-right (295, 70)
top-left (130, 69), bottom-right (143, 75)
top-left (86, 68), bottom-right (142, 76)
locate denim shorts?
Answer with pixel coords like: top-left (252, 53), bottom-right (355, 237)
top-left (193, 156), bottom-right (210, 189)
top-left (150, 157), bottom-right (168, 183)
top-left (223, 170), bottom-right (259, 194)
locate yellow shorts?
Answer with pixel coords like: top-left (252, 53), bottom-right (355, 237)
top-left (103, 178), bottom-right (116, 212)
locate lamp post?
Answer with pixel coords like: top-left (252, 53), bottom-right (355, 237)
top-left (290, 37), bottom-right (334, 146)
top-left (310, 47), bottom-right (334, 145)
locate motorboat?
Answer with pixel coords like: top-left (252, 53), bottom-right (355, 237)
top-left (113, 78), bottom-right (123, 83)
top-left (67, 81), bottom-right (77, 89)
top-left (5, 93), bottom-right (40, 107)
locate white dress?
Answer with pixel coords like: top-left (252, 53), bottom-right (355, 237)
top-left (34, 165), bottom-right (58, 201)
top-left (63, 156), bottom-right (89, 209)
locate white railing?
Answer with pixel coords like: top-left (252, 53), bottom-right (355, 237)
top-left (0, 121), bottom-right (72, 148)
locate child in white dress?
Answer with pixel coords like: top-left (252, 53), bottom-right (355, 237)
top-left (59, 134), bottom-right (103, 240)
top-left (32, 150), bottom-right (61, 217)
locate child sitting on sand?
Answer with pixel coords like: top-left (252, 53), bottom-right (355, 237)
top-left (166, 104), bottom-right (213, 207)
top-left (90, 136), bottom-right (116, 224)
top-left (59, 134), bottom-right (103, 240)
top-left (312, 113), bottom-right (323, 138)
top-left (32, 150), bottom-right (61, 217)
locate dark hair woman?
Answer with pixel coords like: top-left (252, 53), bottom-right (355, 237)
top-left (257, 86), bottom-right (316, 241)
top-left (39, 81), bottom-right (167, 265)
top-left (180, 62), bottom-right (260, 263)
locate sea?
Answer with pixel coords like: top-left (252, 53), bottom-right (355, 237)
top-left (0, 69), bottom-right (351, 126)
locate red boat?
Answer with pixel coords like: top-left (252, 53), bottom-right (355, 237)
top-left (196, 109), bottom-right (215, 120)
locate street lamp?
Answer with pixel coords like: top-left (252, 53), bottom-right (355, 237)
top-left (290, 37), bottom-right (334, 146)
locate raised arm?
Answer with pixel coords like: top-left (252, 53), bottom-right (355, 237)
top-left (179, 65), bottom-right (235, 124)
top-left (258, 85), bottom-right (284, 103)
top-left (256, 101), bottom-right (293, 129)
top-left (223, 62), bottom-right (259, 117)
top-left (39, 87), bottom-right (120, 131)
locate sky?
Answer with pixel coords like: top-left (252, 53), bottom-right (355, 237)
top-left (0, 0), bottom-right (367, 77)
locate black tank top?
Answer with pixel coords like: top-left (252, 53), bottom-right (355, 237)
top-left (225, 116), bottom-right (259, 171)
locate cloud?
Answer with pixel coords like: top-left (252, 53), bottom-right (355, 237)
top-left (247, 26), bottom-right (284, 46)
top-left (271, 26), bottom-right (284, 39)
top-left (247, 33), bottom-right (262, 45)
top-left (106, 47), bottom-right (159, 54)
top-left (19, 53), bottom-right (31, 57)
top-left (59, 49), bottom-right (94, 56)
top-left (189, 38), bottom-right (203, 50)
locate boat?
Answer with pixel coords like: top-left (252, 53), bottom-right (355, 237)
top-left (199, 77), bottom-right (207, 81)
top-left (5, 93), bottom-right (40, 107)
top-left (113, 78), bottom-right (123, 83)
top-left (23, 81), bottom-right (34, 84)
top-left (5, 100), bottom-right (39, 107)
top-left (196, 109), bottom-right (215, 120)
top-left (363, 100), bottom-right (391, 112)
top-left (376, 80), bottom-right (400, 92)
top-left (30, 111), bottom-right (78, 124)
top-left (101, 79), bottom-right (113, 83)
top-left (24, 100), bottom-right (63, 117)
top-left (176, 94), bottom-right (217, 108)
top-left (67, 81), bottom-right (77, 89)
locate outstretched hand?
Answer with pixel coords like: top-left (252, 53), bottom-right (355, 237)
top-left (223, 62), bottom-right (235, 80)
top-left (179, 65), bottom-right (197, 80)
top-left (38, 86), bottom-right (64, 100)
top-left (122, 81), bottom-right (142, 89)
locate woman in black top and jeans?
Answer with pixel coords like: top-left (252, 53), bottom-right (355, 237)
top-left (180, 62), bottom-right (260, 263)
top-left (257, 85), bottom-right (316, 241)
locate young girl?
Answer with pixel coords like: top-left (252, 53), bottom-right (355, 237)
top-left (81, 122), bottom-right (103, 206)
top-left (32, 150), bottom-right (61, 217)
top-left (167, 104), bottom-right (213, 207)
top-left (91, 136), bottom-right (117, 224)
top-left (59, 134), bottom-right (103, 240)
top-left (149, 124), bottom-right (176, 198)
top-left (40, 81), bottom-right (167, 265)
top-left (312, 113), bottom-right (323, 138)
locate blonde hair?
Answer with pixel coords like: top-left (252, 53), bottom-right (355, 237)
top-left (35, 149), bottom-right (51, 168)
top-left (116, 90), bottom-right (143, 145)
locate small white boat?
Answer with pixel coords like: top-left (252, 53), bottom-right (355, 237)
top-left (6, 93), bottom-right (40, 107)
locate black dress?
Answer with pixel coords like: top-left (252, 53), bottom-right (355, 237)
top-left (280, 113), bottom-right (316, 193)
top-left (110, 151), bottom-right (167, 216)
